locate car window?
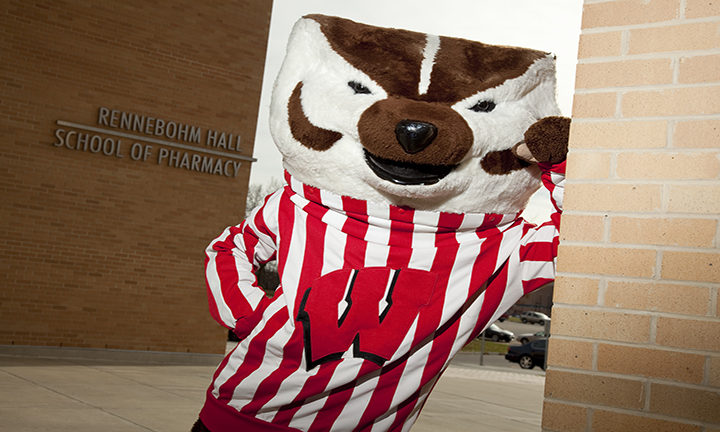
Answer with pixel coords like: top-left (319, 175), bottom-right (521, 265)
top-left (531, 340), bottom-right (547, 349)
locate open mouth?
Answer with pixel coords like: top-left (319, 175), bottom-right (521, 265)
top-left (364, 150), bottom-right (455, 185)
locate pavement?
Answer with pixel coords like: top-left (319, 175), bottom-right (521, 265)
top-left (0, 345), bottom-right (545, 432)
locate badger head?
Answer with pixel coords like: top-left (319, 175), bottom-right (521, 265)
top-left (269, 15), bottom-right (562, 214)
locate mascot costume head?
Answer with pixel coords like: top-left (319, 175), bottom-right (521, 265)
top-left (194, 15), bottom-right (569, 432)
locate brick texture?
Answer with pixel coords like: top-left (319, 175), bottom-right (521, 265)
top-left (629, 22), bottom-right (720, 54)
top-left (541, 401), bottom-right (588, 432)
top-left (563, 183), bottom-right (662, 212)
top-left (685, 0), bottom-right (720, 17)
top-left (0, 1), bottom-right (272, 353)
top-left (678, 54), bottom-right (720, 84)
top-left (558, 214), bottom-right (606, 243)
top-left (597, 343), bottom-right (706, 383)
top-left (575, 59), bottom-right (673, 89)
top-left (674, 119), bottom-right (720, 148)
top-left (566, 152), bottom-right (612, 179)
top-left (547, 338), bottom-right (594, 370)
top-left (710, 356), bottom-right (720, 387)
top-left (616, 152), bottom-right (720, 180)
top-left (656, 317), bottom-right (720, 351)
top-left (552, 276), bottom-right (600, 305)
top-left (544, 370), bottom-right (646, 410)
top-left (568, 120), bottom-right (667, 149)
top-left (582, 0), bottom-right (680, 28)
top-left (610, 217), bottom-right (717, 247)
top-left (591, 410), bottom-right (702, 432)
top-left (551, 307), bottom-right (651, 343)
top-left (667, 185), bottom-right (720, 214)
top-left (571, 92), bottom-right (618, 118)
top-left (578, 31), bottom-right (623, 58)
top-left (649, 383), bottom-right (720, 424)
top-left (604, 281), bottom-right (710, 315)
top-left (661, 251), bottom-right (720, 283)
top-left (544, 2), bottom-right (720, 429)
top-left (622, 86), bottom-right (720, 117)
top-left (557, 245), bottom-right (656, 277)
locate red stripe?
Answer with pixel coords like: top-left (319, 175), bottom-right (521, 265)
top-left (356, 212), bottom-right (461, 430)
top-left (271, 362), bottom-right (343, 426)
top-left (252, 193), bottom-right (278, 244)
top-left (205, 255), bottom-right (224, 328)
top-left (314, 207), bottom-right (417, 429)
top-left (216, 306), bottom-right (290, 402)
top-left (386, 206), bottom-right (414, 266)
top-left (239, 326), bottom-right (304, 416)
top-left (469, 264), bottom-right (510, 342)
top-left (388, 220), bottom-right (506, 429)
top-left (520, 241), bottom-right (554, 262)
top-left (308, 362), bottom-right (377, 431)
top-left (244, 199), bottom-right (330, 420)
top-left (522, 277), bottom-right (554, 294)
top-left (277, 200), bottom-right (370, 430)
top-left (272, 199), bottom-right (368, 427)
top-left (342, 196), bottom-right (368, 269)
top-left (275, 190), bottom-right (295, 279)
top-left (208, 225), bottom-right (255, 326)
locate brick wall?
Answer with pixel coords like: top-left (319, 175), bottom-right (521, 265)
top-left (543, 0), bottom-right (720, 430)
top-left (0, 1), bottom-right (272, 353)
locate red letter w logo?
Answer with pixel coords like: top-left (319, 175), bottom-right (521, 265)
top-left (296, 267), bottom-right (437, 370)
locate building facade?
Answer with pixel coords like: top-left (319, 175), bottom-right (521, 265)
top-left (544, 0), bottom-right (720, 430)
top-left (1, 1), bottom-right (272, 353)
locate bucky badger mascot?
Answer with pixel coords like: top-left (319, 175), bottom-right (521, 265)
top-left (194, 14), bottom-right (569, 432)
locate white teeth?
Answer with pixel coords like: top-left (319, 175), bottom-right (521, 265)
top-left (418, 34), bottom-right (440, 96)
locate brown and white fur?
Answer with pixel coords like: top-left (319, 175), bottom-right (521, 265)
top-left (269, 15), bottom-right (567, 215)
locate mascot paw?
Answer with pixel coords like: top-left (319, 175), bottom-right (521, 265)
top-left (513, 116), bottom-right (570, 164)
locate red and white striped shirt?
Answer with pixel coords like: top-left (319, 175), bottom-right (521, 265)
top-left (200, 162), bottom-right (565, 432)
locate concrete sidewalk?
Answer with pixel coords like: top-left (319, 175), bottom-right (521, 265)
top-left (0, 345), bottom-right (544, 431)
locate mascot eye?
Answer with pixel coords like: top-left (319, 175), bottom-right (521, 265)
top-left (348, 81), bottom-right (372, 94)
top-left (469, 100), bottom-right (496, 113)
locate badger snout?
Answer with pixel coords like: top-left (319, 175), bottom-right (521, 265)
top-left (358, 99), bottom-right (472, 185)
top-left (395, 120), bottom-right (438, 154)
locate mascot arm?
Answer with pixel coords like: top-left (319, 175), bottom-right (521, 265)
top-left (204, 191), bottom-right (281, 330)
top-left (514, 116), bottom-right (569, 294)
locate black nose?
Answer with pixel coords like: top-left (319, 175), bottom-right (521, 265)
top-left (395, 120), bottom-right (438, 154)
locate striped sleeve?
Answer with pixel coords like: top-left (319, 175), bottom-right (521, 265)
top-left (517, 160), bottom-right (566, 293)
top-left (204, 190), bottom-right (281, 329)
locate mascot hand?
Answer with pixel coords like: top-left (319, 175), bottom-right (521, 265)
top-left (513, 116), bottom-right (570, 164)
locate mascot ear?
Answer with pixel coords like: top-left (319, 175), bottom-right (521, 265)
top-left (513, 116), bottom-right (570, 164)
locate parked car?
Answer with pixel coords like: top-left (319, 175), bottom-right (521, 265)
top-left (505, 339), bottom-right (546, 369)
top-left (516, 330), bottom-right (548, 345)
top-left (497, 312), bottom-right (510, 322)
top-left (520, 311), bottom-right (551, 325)
top-left (479, 323), bottom-right (514, 342)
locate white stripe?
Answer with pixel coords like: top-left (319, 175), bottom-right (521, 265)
top-left (418, 34), bottom-right (440, 95)
top-left (551, 173), bottom-right (565, 209)
top-left (401, 380), bottom-right (437, 432)
top-left (365, 242), bottom-right (390, 268)
top-left (211, 339), bottom-right (247, 399)
top-left (286, 359), bottom-right (366, 430)
top-left (205, 228), bottom-right (239, 328)
top-left (228, 305), bottom-right (294, 410)
top-left (211, 298), bottom-right (285, 398)
top-left (321, 211), bottom-right (348, 277)
top-left (231, 246), bottom-right (264, 311)
top-left (521, 259), bottom-right (556, 282)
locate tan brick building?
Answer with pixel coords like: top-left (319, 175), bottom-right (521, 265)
top-left (0, 1), bottom-right (272, 354)
top-left (544, 0), bottom-right (720, 430)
